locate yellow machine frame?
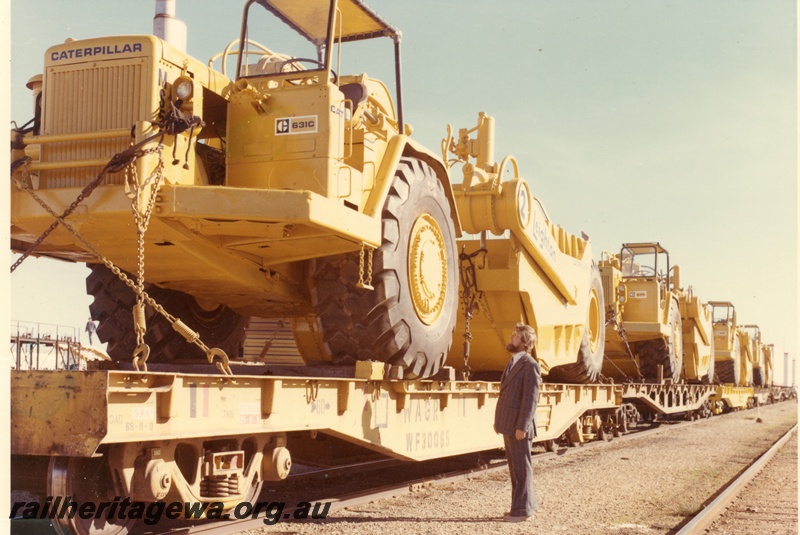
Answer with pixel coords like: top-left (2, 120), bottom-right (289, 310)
top-left (709, 301), bottom-right (743, 386)
top-left (11, 0), bottom-right (602, 383)
top-left (599, 243), bottom-right (688, 382)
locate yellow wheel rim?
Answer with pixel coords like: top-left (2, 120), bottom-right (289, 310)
top-left (408, 213), bottom-right (448, 325)
top-left (588, 286), bottom-right (601, 353)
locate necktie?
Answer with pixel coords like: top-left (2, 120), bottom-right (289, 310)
top-left (502, 357), bottom-right (515, 381)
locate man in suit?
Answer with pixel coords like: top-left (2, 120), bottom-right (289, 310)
top-left (494, 322), bottom-right (542, 522)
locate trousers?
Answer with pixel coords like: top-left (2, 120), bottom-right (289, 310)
top-left (503, 433), bottom-right (537, 516)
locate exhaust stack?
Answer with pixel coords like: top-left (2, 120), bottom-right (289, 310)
top-left (154, 0), bottom-right (187, 52)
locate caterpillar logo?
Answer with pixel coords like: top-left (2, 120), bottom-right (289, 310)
top-left (50, 42), bottom-right (143, 61)
top-left (275, 115), bottom-right (318, 135)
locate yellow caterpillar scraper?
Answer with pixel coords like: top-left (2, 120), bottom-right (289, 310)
top-left (10, 0), bottom-right (603, 382)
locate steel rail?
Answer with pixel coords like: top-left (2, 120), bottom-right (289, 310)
top-left (169, 458), bottom-right (510, 535)
top-left (675, 423), bottom-right (798, 534)
top-left (13, 399), bottom-right (789, 534)
top-left (288, 458), bottom-right (405, 483)
top-left (164, 420), bottom-right (694, 535)
top-left (151, 400), bottom-right (797, 535)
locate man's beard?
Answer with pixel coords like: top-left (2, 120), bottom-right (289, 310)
top-left (506, 342), bottom-right (518, 353)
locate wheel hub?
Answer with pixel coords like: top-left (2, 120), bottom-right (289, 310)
top-left (588, 286), bottom-right (601, 353)
top-left (408, 213), bottom-right (448, 325)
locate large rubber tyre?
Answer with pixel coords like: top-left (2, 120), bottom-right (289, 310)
top-left (639, 299), bottom-right (683, 382)
top-left (752, 368), bottom-right (764, 387)
top-left (715, 331), bottom-right (741, 385)
top-left (87, 264), bottom-right (248, 362)
top-left (702, 343), bottom-right (716, 384)
top-left (547, 263), bottom-right (605, 383)
top-left (310, 157), bottom-right (458, 379)
top-left (716, 359), bottom-right (739, 385)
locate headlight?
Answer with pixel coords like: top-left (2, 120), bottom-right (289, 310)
top-left (173, 76), bottom-right (194, 101)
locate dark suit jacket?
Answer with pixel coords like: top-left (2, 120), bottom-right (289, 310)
top-left (494, 352), bottom-right (542, 439)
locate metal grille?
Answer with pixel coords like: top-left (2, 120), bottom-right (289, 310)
top-left (41, 60), bottom-right (146, 188)
top-left (601, 270), bottom-right (615, 309)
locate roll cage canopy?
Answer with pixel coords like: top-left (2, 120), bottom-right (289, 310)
top-left (255, 0), bottom-right (400, 45)
top-left (708, 301), bottom-right (736, 324)
top-left (620, 242), bottom-right (671, 284)
top-left (621, 242), bottom-right (669, 256)
top-left (238, 0), bottom-right (405, 130)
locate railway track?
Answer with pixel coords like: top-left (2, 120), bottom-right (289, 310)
top-left (160, 403), bottom-right (795, 534)
top-left (676, 424), bottom-right (798, 534)
top-left (11, 400), bottom-right (794, 534)
top-left (140, 450), bottom-right (507, 534)
top-left (143, 419), bottom-right (697, 534)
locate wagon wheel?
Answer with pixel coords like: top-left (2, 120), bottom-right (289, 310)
top-left (614, 407), bottom-right (628, 437)
top-left (48, 456), bottom-right (136, 535)
top-left (566, 421), bottom-right (583, 447)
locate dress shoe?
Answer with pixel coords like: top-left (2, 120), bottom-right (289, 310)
top-left (503, 514), bottom-right (531, 522)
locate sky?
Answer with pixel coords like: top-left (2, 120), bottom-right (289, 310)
top-left (3, 0), bottom-right (798, 384)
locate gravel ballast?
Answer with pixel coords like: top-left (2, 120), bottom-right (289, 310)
top-left (706, 432), bottom-right (797, 534)
top-left (247, 401), bottom-right (797, 534)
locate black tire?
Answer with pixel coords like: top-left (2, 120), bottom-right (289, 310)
top-left (310, 157), bottom-right (458, 379)
top-left (547, 263), bottom-right (605, 383)
top-left (639, 299), bottom-right (683, 382)
top-left (752, 367), bottom-right (764, 387)
top-left (715, 359), bottom-right (740, 385)
top-left (87, 264), bottom-right (248, 362)
top-left (702, 344), bottom-right (716, 384)
top-left (715, 331), bottom-right (741, 385)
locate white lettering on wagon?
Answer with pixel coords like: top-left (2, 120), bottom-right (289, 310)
top-left (239, 401), bottom-right (260, 425)
top-left (400, 399), bottom-right (448, 451)
top-left (403, 398), bottom-right (440, 424)
top-left (132, 405), bottom-right (155, 420)
top-left (125, 420), bottom-right (155, 433)
top-left (405, 430), bottom-right (450, 452)
top-left (310, 399), bottom-right (332, 416)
